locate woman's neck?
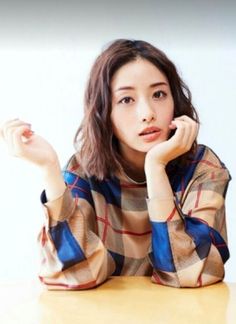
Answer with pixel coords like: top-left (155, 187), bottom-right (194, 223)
top-left (117, 142), bottom-right (147, 182)
top-left (121, 153), bottom-right (146, 182)
top-left (123, 166), bottom-right (146, 183)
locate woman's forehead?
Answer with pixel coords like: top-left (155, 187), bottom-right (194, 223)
top-left (111, 59), bottom-right (168, 91)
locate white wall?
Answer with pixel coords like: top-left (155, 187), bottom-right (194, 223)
top-left (0, 1), bottom-right (235, 282)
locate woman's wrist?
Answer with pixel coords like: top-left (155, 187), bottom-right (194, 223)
top-left (41, 159), bottom-right (66, 202)
top-left (144, 155), bottom-right (173, 201)
top-left (41, 159), bottom-right (61, 178)
top-left (144, 158), bottom-right (166, 178)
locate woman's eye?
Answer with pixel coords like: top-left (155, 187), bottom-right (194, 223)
top-left (153, 90), bottom-right (166, 99)
top-left (119, 97), bottom-right (133, 104)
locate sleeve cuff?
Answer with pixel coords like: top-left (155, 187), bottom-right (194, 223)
top-left (40, 186), bottom-right (75, 222)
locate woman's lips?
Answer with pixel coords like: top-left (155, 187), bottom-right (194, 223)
top-left (139, 126), bottom-right (162, 143)
top-left (139, 130), bottom-right (162, 142)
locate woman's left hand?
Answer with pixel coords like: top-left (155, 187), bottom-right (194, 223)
top-left (145, 115), bottom-right (199, 168)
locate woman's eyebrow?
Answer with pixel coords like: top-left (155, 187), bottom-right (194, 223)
top-left (115, 82), bottom-right (168, 92)
top-left (115, 86), bottom-right (134, 92)
top-left (149, 82), bottom-right (168, 88)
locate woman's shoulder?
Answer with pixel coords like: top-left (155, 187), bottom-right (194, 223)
top-left (62, 153), bottom-right (88, 179)
top-left (193, 144), bottom-right (231, 179)
top-left (195, 144), bottom-right (225, 166)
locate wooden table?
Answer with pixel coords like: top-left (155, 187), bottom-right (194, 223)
top-left (0, 277), bottom-right (235, 323)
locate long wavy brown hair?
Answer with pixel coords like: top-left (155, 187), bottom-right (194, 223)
top-left (74, 39), bottom-right (200, 180)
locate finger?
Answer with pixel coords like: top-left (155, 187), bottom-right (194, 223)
top-left (22, 129), bottom-right (34, 139)
top-left (181, 118), bottom-right (199, 148)
top-left (0, 118), bottom-right (19, 132)
top-left (170, 119), bottom-right (194, 151)
top-left (4, 121), bottom-right (32, 140)
top-left (0, 119), bottom-right (18, 140)
top-left (1, 119), bottom-right (31, 141)
top-left (176, 116), bottom-right (199, 136)
top-left (9, 125), bottom-right (33, 157)
top-left (174, 115), bottom-right (195, 123)
top-left (188, 121), bottom-right (199, 147)
top-left (173, 116), bottom-right (198, 137)
top-left (171, 119), bottom-right (190, 141)
top-left (174, 116), bottom-right (197, 132)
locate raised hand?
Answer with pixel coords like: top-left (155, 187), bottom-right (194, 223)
top-left (0, 118), bottom-right (59, 170)
top-left (145, 115), bottom-right (199, 168)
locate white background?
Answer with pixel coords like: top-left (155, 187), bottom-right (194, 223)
top-left (0, 1), bottom-right (235, 282)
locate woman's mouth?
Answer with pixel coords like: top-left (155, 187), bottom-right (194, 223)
top-left (139, 127), bottom-right (162, 142)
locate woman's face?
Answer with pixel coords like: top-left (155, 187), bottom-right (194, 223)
top-left (110, 58), bottom-right (174, 165)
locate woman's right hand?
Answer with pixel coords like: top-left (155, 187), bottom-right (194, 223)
top-left (0, 118), bottom-right (59, 171)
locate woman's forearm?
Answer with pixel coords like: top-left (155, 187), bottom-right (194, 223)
top-left (145, 161), bottom-right (177, 221)
top-left (42, 161), bottom-right (66, 202)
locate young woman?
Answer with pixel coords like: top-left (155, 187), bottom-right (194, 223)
top-left (0, 39), bottom-right (231, 289)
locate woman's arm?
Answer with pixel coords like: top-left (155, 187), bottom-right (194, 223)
top-left (144, 116), bottom-right (230, 287)
top-left (38, 159), bottom-right (116, 290)
top-left (0, 119), bottom-right (115, 289)
top-left (149, 156), bottom-right (230, 287)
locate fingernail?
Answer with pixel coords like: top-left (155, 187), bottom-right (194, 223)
top-left (23, 130), bottom-right (34, 138)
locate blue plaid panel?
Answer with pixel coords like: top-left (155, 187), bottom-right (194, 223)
top-left (185, 216), bottom-right (229, 263)
top-left (63, 171), bottom-right (94, 208)
top-left (151, 221), bottom-right (176, 272)
top-left (50, 221), bottom-right (86, 271)
top-left (170, 145), bottom-right (205, 193)
top-left (89, 176), bottom-right (122, 208)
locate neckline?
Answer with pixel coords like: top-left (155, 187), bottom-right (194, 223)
top-left (122, 170), bottom-right (146, 185)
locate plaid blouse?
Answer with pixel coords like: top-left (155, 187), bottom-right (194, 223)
top-left (38, 144), bottom-right (231, 289)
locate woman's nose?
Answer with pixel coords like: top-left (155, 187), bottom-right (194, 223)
top-left (138, 100), bottom-right (156, 123)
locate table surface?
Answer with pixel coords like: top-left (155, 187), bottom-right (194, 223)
top-left (0, 277), bottom-right (235, 324)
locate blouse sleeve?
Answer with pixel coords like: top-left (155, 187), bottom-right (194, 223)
top-left (148, 146), bottom-right (231, 287)
top-left (37, 159), bottom-right (115, 290)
